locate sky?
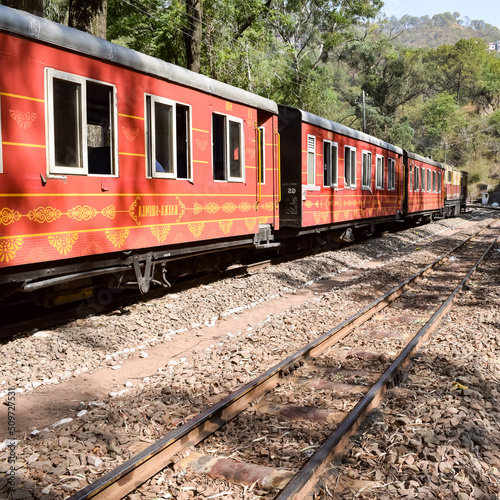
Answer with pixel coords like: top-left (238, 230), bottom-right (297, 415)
top-left (382, 0), bottom-right (500, 31)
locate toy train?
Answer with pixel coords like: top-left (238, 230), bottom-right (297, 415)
top-left (0, 6), bottom-right (467, 305)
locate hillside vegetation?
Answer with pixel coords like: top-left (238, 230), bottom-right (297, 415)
top-left (383, 12), bottom-right (500, 49)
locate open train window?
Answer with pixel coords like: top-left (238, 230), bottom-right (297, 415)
top-left (323, 140), bottom-right (338, 187)
top-left (388, 158), bottom-right (395, 190)
top-left (146, 95), bottom-right (192, 180)
top-left (46, 68), bottom-right (117, 176)
top-left (307, 135), bottom-right (316, 186)
top-left (0, 89), bottom-right (2, 174)
top-left (344, 146), bottom-right (356, 188)
top-left (212, 113), bottom-right (244, 182)
top-left (362, 151), bottom-right (372, 190)
top-left (375, 155), bottom-right (384, 190)
top-left (258, 127), bottom-right (265, 185)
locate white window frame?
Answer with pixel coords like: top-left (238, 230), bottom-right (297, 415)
top-left (427, 168), bottom-right (431, 192)
top-left (46, 69), bottom-right (87, 175)
top-left (323, 139), bottom-right (338, 188)
top-left (420, 167), bottom-right (425, 192)
top-left (362, 150), bottom-right (372, 190)
top-left (46, 68), bottom-right (118, 177)
top-left (432, 170), bottom-right (436, 192)
top-left (344, 145), bottom-right (357, 189)
top-left (258, 126), bottom-right (265, 185)
top-left (212, 113), bottom-right (245, 183)
top-left (388, 157), bottom-right (396, 191)
top-left (375, 154), bottom-right (384, 190)
top-left (146, 94), bottom-right (193, 181)
top-left (307, 134), bottom-right (316, 186)
top-left (438, 171), bottom-right (442, 193)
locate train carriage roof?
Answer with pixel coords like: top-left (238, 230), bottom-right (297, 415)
top-left (281, 105), bottom-right (404, 155)
top-left (405, 151), bottom-right (443, 169)
top-left (0, 5), bottom-right (278, 115)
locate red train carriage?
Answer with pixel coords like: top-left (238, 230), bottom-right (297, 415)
top-left (443, 164), bottom-right (468, 216)
top-left (278, 105), bottom-right (404, 243)
top-left (403, 151), bottom-right (445, 220)
top-left (0, 6), bottom-right (280, 300)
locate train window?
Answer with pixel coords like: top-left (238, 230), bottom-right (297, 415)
top-left (413, 164), bottom-right (418, 191)
top-left (323, 140), bottom-right (338, 187)
top-left (307, 135), bottom-right (316, 186)
top-left (344, 146), bottom-right (356, 188)
top-left (258, 127), bottom-right (265, 185)
top-left (0, 90), bottom-right (2, 173)
top-left (432, 171), bottom-right (436, 192)
top-left (212, 113), bottom-right (244, 182)
top-left (388, 158), bottom-right (395, 190)
top-left (420, 167), bottom-right (425, 192)
top-left (427, 169), bottom-right (431, 192)
top-left (362, 151), bottom-right (372, 190)
top-left (146, 95), bottom-right (192, 180)
top-left (376, 155), bottom-right (384, 190)
top-left (438, 171), bottom-right (442, 193)
top-left (409, 165), bottom-right (413, 191)
top-left (47, 69), bottom-right (117, 176)
top-left (447, 170), bottom-right (451, 183)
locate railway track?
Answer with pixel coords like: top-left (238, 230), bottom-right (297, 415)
top-left (0, 211), bottom-right (489, 341)
top-left (67, 220), bottom-right (499, 499)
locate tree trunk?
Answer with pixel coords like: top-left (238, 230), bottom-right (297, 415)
top-left (184, 0), bottom-right (202, 73)
top-left (3, 0), bottom-right (43, 16)
top-left (68, 0), bottom-right (107, 39)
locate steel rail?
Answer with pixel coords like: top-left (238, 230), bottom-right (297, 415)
top-left (68, 223), bottom-right (496, 500)
top-left (277, 231), bottom-right (499, 499)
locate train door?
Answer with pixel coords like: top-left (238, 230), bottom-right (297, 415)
top-left (402, 151), bottom-right (409, 216)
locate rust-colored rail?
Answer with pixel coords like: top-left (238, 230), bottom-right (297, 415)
top-left (68, 223), bottom-right (498, 500)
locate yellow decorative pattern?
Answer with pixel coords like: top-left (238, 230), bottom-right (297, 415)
top-left (245, 219), bottom-right (257, 232)
top-left (204, 202), bottom-right (219, 214)
top-left (219, 220), bottom-right (233, 235)
top-left (258, 217), bottom-right (269, 223)
top-left (48, 233), bottom-right (78, 255)
top-left (188, 222), bottom-right (204, 238)
top-left (106, 229), bottom-right (130, 248)
top-left (128, 197), bottom-right (141, 225)
top-left (239, 202), bottom-right (252, 212)
top-left (194, 203), bottom-right (203, 215)
top-left (313, 212), bottom-right (322, 224)
top-left (222, 202), bottom-right (237, 213)
top-left (67, 205), bottom-right (97, 221)
top-left (261, 202), bottom-right (274, 211)
top-left (195, 138), bottom-right (208, 151)
top-left (121, 126), bottom-right (140, 141)
top-left (151, 225), bottom-right (171, 243)
top-left (28, 206), bottom-right (62, 224)
top-left (305, 200), bottom-right (314, 208)
top-left (0, 208), bottom-right (21, 225)
top-left (176, 197), bottom-right (186, 223)
top-left (322, 212), bottom-right (328, 223)
top-left (9, 110), bottom-right (37, 129)
top-left (0, 238), bottom-right (23, 263)
top-left (102, 205), bottom-right (116, 219)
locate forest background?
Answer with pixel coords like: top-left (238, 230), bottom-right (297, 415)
top-left (3, 0), bottom-right (500, 197)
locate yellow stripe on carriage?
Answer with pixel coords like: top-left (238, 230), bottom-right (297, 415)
top-left (0, 92), bottom-right (44, 102)
top-left (2, 142), bottom-right (45, 148)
